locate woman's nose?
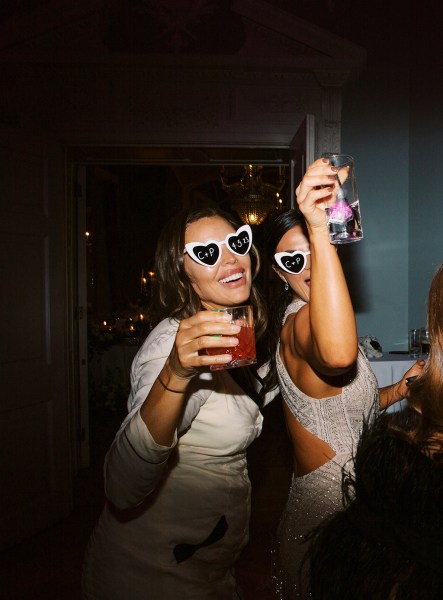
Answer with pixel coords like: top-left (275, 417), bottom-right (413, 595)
top-left (220, 246), bottom-right (237, 264)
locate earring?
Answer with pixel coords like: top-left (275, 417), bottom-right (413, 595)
top-left (284, 281), bottom-right (289, 291)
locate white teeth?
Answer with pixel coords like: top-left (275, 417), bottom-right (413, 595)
top-left (220, 273), bottom-right (243, 284)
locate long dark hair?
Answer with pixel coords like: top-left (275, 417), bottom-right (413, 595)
top-left (305, 409), bottom-right (443, 599)
top-left (407, 262), bottom-right (443, 446)
top-left (151, 206), bottom-right (267, 341)
top-left (262, 208), bottom-right (306, 391)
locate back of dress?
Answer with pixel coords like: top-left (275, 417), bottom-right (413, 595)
top-left (273, 300), bottom-right (379, 599)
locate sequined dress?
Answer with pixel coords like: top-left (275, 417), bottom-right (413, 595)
top-left (273, 300), bottom-right (379, 598)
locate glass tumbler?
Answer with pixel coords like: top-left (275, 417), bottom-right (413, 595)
top-left (321, 153), bottom-right (363, 244)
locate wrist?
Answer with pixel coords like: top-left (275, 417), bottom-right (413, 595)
top-left (395, 380), bottom-right (407, 401)
top-left (307, 225), bottom-right (332, 246)
top-left (166, 356), bottom-right (198, 380)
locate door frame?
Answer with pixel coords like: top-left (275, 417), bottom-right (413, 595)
top-left (66, 135), bottom-right (316, 468)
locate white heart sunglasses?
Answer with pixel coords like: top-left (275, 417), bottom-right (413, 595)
top-left (184, 224), bottom-right (252, 267)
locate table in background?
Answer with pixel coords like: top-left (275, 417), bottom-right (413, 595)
top-left (369, 354), bottom-right (417, 387)
top-left (369, 354), bottom-right (417, 412)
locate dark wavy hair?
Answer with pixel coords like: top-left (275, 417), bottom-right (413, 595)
top-left (407, 262), bottom-right (443, 446)
top-left (262, 208), bottom-right (307, 391)
top-left (304, 264), bottom-right (443, 598)
top-left (305, 409), bottom-right (443, 599)
top-left (150, 206), bottom-right (267, 342)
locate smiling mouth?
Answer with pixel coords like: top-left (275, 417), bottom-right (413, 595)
top-left (219, 272), bottom-right (244, 284)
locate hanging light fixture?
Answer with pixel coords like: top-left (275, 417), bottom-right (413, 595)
top-left (221, 164), bottom-right (286, 226)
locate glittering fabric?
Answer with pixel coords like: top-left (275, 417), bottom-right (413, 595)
top-left (272, 300), bottom-right (379, 598)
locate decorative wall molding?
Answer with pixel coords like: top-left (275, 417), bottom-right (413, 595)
top-left (0, 2), bottom-right (363, 149)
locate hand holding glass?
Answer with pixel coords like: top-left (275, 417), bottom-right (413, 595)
top-left (206, 305), bottom-right (257, 371)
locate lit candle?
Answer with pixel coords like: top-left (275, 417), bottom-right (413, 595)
top-left (141, 269), bottom-right (147, 294)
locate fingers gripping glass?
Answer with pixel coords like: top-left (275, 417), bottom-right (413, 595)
top-left (274, 250), bottom-right (311, 275)
top-left (184, 225), bottom-right (253, 267)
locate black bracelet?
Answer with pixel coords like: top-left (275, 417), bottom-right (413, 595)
top-left (157, 375), bottom-right (187, 394)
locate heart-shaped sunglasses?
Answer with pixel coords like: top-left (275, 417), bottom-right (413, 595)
top-left (184, 224), bottom-right (252, 267)
top-left (274, 250), bottom-right (311, 275)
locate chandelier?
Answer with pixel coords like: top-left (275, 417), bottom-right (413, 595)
top-left (221, 164), bottom-right (286, 226)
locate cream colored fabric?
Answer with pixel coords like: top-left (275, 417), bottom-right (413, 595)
top-left (83, 318), bottom-right (263, 600)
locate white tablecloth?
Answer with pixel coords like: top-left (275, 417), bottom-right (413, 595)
top-left (369, 354), bottom-right (417, 413)
top-left (369, 354), bottom-right (416, 388)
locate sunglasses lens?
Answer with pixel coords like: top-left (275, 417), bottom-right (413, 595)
top-left (226, 225), bottom-right (252, 256)
top-left (186, 242), bottom-right (221, 266)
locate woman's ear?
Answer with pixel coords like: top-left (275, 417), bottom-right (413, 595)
top-left (272, 263), bottom-right (287, 284)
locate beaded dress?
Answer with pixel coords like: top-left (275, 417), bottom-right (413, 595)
top-left (272, 300), bottom-right (379, 598)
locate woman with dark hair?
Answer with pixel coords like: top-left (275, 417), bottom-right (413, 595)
top-left (306, 262), bottom-right (443, 599)
top-left (263, 158), bottom-right (423, 597)
top-left (83, 207), bottom-right (270, 599)
top-left (306, 409), bottom-right (443, 599)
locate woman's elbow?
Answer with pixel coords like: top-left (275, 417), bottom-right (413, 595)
top-left (318, 346), bottom-right (357, 372)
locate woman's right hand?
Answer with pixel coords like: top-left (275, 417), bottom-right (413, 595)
top-left (141, 310), bottom-right (242, 445)
top-left (295, 158), bottom-right (340, 232)
top-left (169, 309), bottom-right (242, 376)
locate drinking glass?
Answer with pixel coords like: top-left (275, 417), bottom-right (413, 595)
top-left (321, 153), bottom-right (363, 244)
top-left (408, 329), bottom-right (420, 358)
top-left (206, 305), bottom-right (256, 370)
top-left (420, 328), bottom-right (430, 357)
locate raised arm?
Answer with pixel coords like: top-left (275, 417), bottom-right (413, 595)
top-left (293, 158), bottom-right (358, 373)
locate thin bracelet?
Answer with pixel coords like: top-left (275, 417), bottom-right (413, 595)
top-left (166, 361), bottom-right (198, 380)
top-left (157, 375), bottom-right (187, 394)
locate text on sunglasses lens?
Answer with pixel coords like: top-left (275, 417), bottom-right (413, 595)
top-left (274, 250), bottom-right (310, 275)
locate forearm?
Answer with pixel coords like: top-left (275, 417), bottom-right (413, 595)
top-left (308, 226), bottom-right (357, 367)
top-left (104, 410), bottom-right (175, 509)
top-left (379, 380), bottom-right (407, 409)
top-left (139, 359), bottom-right (195, 446)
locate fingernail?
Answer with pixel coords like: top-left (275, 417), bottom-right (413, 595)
top-left (322, 158), bottom-right (329, 163)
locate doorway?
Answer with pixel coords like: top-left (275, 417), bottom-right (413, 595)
top-left (70, 146), bottom-right (292, 469)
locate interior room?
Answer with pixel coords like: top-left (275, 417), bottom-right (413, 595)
top-left (1, 1), bottom-right (442, 598)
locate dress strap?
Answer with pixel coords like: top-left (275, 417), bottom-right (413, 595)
top-left (282, 299), bottom-right (307, 325)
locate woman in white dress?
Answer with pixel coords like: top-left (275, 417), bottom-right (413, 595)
top-left (82, 207), bottom-right (268, 600)
top-left (263, 158), bottom-right (423, 597)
